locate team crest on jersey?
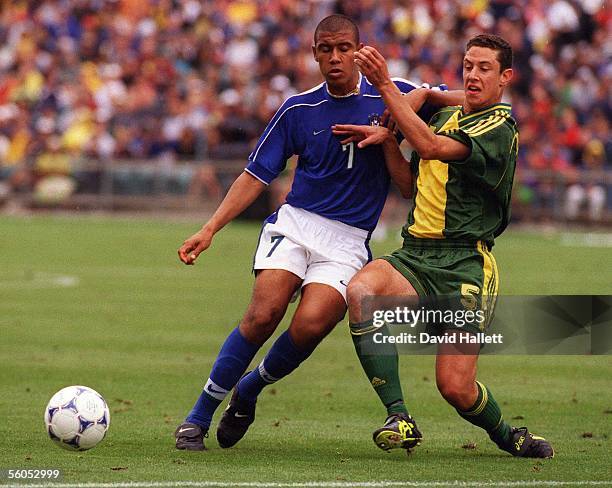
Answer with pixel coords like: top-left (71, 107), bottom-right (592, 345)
top-left (368, 113), bottom-right (382, 126)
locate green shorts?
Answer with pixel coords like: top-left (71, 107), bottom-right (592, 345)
top-left (380, 237), bottom-right (499, 334)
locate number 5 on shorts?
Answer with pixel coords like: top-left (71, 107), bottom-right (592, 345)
top-left (266, 235), bottom-right (285, 257)
top-left (460, 283), bottom-right (480, 311)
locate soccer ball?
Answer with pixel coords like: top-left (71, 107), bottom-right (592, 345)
top-left (44, 385), bottom-right (110, 451)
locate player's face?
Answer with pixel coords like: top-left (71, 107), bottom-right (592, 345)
top-left (462, 46), bottom-right (513, 112)
top-left (312, 30), bottom-right (363, 96)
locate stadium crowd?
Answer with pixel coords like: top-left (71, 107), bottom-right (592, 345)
top-left (0, 0), bottom-right (610, 221)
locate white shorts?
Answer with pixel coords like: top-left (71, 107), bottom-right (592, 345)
top-left (253, 204), bottom-right (371, 302)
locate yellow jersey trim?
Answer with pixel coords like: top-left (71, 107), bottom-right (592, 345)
top-left (460, 103), bottom-right (511, 123)
top-left (408, 109), bottom-right (460, 238)
top-left (466, 117), bottom-right (509, 138)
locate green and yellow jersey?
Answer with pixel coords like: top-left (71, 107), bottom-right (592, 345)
top-left (405, 103), bottom-right (518, 244)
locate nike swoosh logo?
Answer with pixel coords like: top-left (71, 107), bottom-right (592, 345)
top-left (207, 384), bottom-right (225, 394)
top-left (178, 427), bottom-right (195, 434)
top-left (339, 280), bottom-right (348, 287)
top-left (313, 129), bottom-right (326, 136)
top-left (234, 413), bottom-right (250, 418)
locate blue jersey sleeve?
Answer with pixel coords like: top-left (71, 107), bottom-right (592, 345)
top-left (392, 79), bottom-right (448, 124)
top-left (418, 84), bottom-right (449, 124)
top-left (390, 79), bottom-right (448, 144)
top-left (245, 98), bottom-right (298, 185)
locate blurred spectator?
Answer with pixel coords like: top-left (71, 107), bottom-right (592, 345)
top-left (0, 0), bottom-right (608, 219)
top-left (188, 164), bottom-right (223, 203)
top-left (565, 139), bottom-right (608, 221)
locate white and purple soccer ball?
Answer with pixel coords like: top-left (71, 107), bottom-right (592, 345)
top-left (44, 385), bottom-right (110, 451)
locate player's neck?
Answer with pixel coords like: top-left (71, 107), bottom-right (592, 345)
top-left (327, 72), bottom-right (361, 98)
top-left (463, 90), bottom-right (504, 114)
top-left (463, 97), bottom-right (503, 114)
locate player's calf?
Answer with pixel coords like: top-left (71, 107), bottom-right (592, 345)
top-left (454, 381), bottom-right (554, 459)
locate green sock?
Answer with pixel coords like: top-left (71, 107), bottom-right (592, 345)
top-left (350, 320), bottom-right (408, 416)
top-left (457, 381), bottom-right (511, 445)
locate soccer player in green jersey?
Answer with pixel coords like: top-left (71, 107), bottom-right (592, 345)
top-left (332, 34), bottom-right (554, 458)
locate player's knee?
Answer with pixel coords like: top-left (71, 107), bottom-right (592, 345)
top-left (290, 323), bottom-right (333, 350)
top-left (346, 275), bottom-right (377, 312)
top-left (292, 309), bottom-right (338, 343)
top-left (241, 305), bottom-right (285, 342)
top-left (436, 377), bottom-right (474, 410)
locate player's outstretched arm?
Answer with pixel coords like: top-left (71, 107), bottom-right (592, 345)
top-left (332, 124), bottom-right (412, 198)
top-left (178, 172), bottom-right (266, 265)
top-left (392, 87), bottom-right (463, 117)
top-left (379, 132), bottom-right (413, 198)
top-left (355, 46), bottom-right (469, 161)
top-left (428, 89), bottom-right (464, 107)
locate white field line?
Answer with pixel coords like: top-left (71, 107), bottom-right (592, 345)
top-left (3, 481), bottom-right (611, 488)
top-left (559, 233), bottom-right (612, 248)
top-left (0, 273), bottom-right (79, 289)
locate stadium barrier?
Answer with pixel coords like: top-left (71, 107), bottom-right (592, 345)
top-left (1, 158), bottom-right (611, 224)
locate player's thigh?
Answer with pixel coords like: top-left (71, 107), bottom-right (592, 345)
top-left (287, 282), bottom-right (347, 349)
top-left (406, 245), bottom-right (498, 334)
top-left (240, 269), bottom-right (302, 345)
top-left (347, 259), bottom-right (418, 323)
top-left (428, 245), bottom-right (499, 334)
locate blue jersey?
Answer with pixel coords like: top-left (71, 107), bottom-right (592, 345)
top-left (246, 75), bottom-right (440, 231)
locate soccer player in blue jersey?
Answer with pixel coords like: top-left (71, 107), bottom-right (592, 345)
top-left (174, 14), bottom-right (462, 451)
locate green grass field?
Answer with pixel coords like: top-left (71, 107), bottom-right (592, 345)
top-left (1, 215), bottom-right (610, 486)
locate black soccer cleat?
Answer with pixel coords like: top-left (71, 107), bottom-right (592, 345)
top-left (495, 426), bottom-right (554, 458)
top-left (175, 421), bottom-right (208, 451)
top-left (216, 389), bottom-right (256, 448)
top-left (372, 412), bottom-right (422, 452)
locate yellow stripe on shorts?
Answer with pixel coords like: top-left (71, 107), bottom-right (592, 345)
top-left (477, 241), bottom-right (499, 329)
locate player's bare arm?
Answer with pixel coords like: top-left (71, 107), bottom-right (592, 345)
top-left (178, 172), bottom-right (266, 265)
top-left (401, 87), bottom-right (464, 114)
top-left (378, 134), bottom-right (412, 198)
top-left (427, 88), bottom-right (464, 107)
top-left (333, 86), bottom-right (464, 150)
top-left (355, 46), bottom-right (469, 161)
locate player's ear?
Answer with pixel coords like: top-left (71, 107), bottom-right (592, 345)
top-left (499, 68), bottom-right (513, 87)
top-left (312, 44), bottom-right (317, 61)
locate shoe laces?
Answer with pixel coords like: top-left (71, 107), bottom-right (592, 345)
top-left (386, 413), bottom-right (409, 424)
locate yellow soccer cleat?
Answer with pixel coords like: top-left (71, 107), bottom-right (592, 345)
top-left (372, 413), bottom-right (422, 452)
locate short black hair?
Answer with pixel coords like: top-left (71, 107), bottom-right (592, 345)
top-left (314, 14), bottom-right (359, 45)
top-left (466, 34), bottom-right (513, 71)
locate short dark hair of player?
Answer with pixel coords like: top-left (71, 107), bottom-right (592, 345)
top-left (314, 14), bottom-right (360, 45)
top-left (466, 34), bottom-right (513, 71)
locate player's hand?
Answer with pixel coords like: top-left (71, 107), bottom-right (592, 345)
top-left (354, 46), bottom-right (391, 88)
top-left (178, 227), bottom-right (214, 265)
top-left (381, 110), bottom-right (401, 137)
top-left (332, 124), bottom-right (392, 148)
